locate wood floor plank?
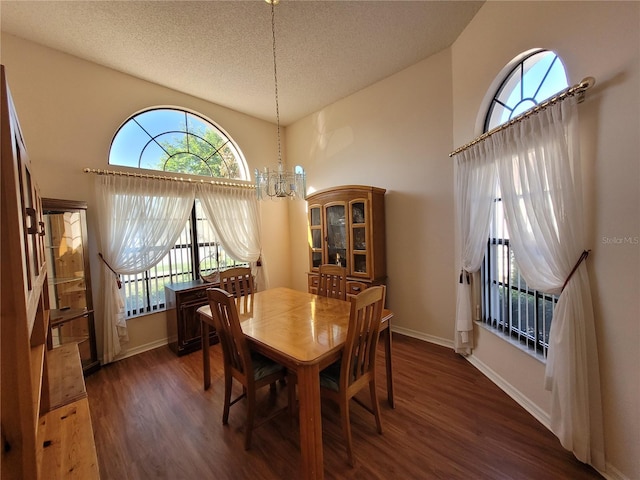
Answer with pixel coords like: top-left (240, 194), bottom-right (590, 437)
top-left (85, 334), bottom-right (602, 479)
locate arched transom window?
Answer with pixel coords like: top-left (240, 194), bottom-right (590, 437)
top-left (485, 49), bottom-right (568, 132)
top-left (109, 107), bottom-right (249, 180)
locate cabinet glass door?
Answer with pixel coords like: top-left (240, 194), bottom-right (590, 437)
top-left (18, 145), bottom-right (45, 296)
top-left (350, 200), bottom-right (368, 276)
top-left (309, 206), bottom-right (323, 269)
top-left (325, 204), bottom-right (347, 268)
top-left (43, 199), bottom-right (99, 374)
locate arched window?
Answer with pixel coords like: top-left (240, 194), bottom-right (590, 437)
top-left (108, 107), bottom-right (248, 317)
top-left (109, 107), bottom-right (249, 180)
top-left (482, 50), bottom-right (568, 357)
top-left (485, 49), bottom-right (568, 131)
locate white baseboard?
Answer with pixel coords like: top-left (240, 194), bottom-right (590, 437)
top-left (600, 463), bottom-right (631, 480)
top-left (390, 325), bottom-right (454, 349)
top-left (111, 338), bottom-right (169, 362)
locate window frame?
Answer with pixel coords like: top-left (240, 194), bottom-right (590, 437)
top-left (479, 50), bottom-right (568, 359)
top-left (108, 107), bottom-right (250, 318)
top-left (482, 196), bottom-right (557, 358)
top-left (483, 49), bottom-right (568, 133)
top-left (109, 107), bottom-right (249, 181)
top-left (120, 198), bottom-right (248, 318)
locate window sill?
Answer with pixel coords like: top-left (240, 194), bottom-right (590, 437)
top-left (475, 320), bottom-right (547, 365)
top-left (126, 307), bottom-right (167, 321)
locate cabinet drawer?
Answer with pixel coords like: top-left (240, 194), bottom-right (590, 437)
top-left (178, 287), bottom-right (209, 305)
top-left (346, 281), bottom-right (369, 296)
top-left (307, 274), bottom-right (319, 295)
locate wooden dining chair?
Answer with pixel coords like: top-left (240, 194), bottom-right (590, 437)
top-left (318, 264), bottom-right (347, 300)
top-left (205, 287), bottom-right (291, 450)
top-left (319, 285), bottom-right (385, 466)
top-left (344, 281), bottom-right (395, 408)
top-left (219, 266), bottom-right (254, 314)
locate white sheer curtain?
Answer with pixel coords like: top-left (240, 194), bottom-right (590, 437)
top-left (454, 144), bottom-right (497, 354)
top-left (196, 184), bottom-right (264, 289)
top-left (493, 97), bottom-right (604, 468)
top-left (95, 175), bottom-right (196, 363)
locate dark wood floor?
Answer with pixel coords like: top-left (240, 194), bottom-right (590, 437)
top-left (85, 334), bottom-right (602, 480)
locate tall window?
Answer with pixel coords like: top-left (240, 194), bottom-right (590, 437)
top-left (109, 108), bottom-right (249, 317)
top-left (481, 50), bottom-right (568, 357)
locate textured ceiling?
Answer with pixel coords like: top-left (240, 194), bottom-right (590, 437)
top-left (0, 0), bottom-right (483, 125)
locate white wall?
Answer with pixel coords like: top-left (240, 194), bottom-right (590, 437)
top-left (451, 2), bottom-right (639, 479)
top-left (0, 33), bottom-right (293, 360)
top-left (287, 48), bottom-right (457, 345)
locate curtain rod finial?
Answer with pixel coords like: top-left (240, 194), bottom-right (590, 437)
top-left (580, 77), bottom-right (596, 90)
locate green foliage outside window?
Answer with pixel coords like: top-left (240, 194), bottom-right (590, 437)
top-left (159, 125), bottom-right (241, 178)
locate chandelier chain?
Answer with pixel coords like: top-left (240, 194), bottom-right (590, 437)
top-left (271, 1), bottom-right (282, 165)
top-left (255, 0), bottom-right (306, 201)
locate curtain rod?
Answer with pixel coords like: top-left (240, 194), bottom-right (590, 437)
top-left (449, 76), bottom-right (595, 158)
top-left (83, 168), bottom-right (256, 190)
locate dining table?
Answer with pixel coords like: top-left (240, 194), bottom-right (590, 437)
top-left (197, 286), bottom-right (394, 480)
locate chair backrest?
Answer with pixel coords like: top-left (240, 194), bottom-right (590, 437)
top-left (340, 286), bottom-right (385, 390)
top-left (206, 287), bottom-right (252, 381)
top-left (219, 266), bottom-right (254, 314)
top-left (318, 264), bottom-right (347, 300)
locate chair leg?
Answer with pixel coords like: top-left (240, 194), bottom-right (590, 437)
top-left (222, 374), bottom-right (232, 425)
top-left (369, 380), bottom-right (383, 434)
top-left (384, 328), bottom-right (395, 408)
top-left (244, 389), bottom-right (256, 450)
top-left (340, 398), bottom-right (355, 467)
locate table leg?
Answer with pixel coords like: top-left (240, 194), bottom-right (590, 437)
top-left (202, 319), bottom-right (211, 390)
top-left (384, 327), bottom-right (395, 408)
top-left (297, 363), bottom-right (324, 480)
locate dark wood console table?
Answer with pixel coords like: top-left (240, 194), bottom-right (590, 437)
top-left (165, 280), bottom-right (219, 356)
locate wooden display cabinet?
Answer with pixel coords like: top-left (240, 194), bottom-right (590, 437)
top-left (43, 198), bottom-right (100, 376)
top-left (306, 185), bottom-right (386, 292)
top-left (1, 63), bottom-right (48, 480)
top-left (1, 65), bottom-right (99, 479)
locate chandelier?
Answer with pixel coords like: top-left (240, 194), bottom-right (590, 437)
top-left (255, 0), bottom-right (306, 200)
